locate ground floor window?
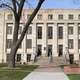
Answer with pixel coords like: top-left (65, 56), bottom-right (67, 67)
top-left (16, 54), bottom-right (21, 62)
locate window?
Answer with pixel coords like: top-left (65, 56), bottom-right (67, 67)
top-left (58, 14), bottom-right (63, 20)
top-left (26, 39), bottom-right (32, 49)
top-left (68, 39), bottom-right (74, 49)
top-left (37, 14), bottom-right (42, 20)
top-left (68, 27), bottom-right (73, 35)
top-left (48, 27), bottom-right (53, 39)
top-left (78, 39), bottom-right (80, 49)
top-left (48, 14), bottom-right (53, 20)
top-left (58, 27), bottom-right (63, 39)
top-left (78, 15), bottom-right (80, 19)
top-left (68, 14), bottom-right (74, 20)
top-left (48, 45), bottom-right (52, 56)
top-left (27, 26), bottom-right (32, 34)
top-left (6, 39), bottom-right (12, 48)
top-left (16, 54), bottom-right (21, 62)
top-left (7, 14), bottom-right (13, 20)
top-left (18, 26), bottom-right (22, 34)
top-left (37, 27), bottom-right (42, 39)
top-left (78, 27), bottom-right (80, 34)
top-left (7, 26), bottom-right (12, 34)
top-left (37, 45), bottom-right (42, 56)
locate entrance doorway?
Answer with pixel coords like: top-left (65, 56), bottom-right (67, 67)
top-left (37, 45), bottom-right (42, 56)
top-left (48, 45), bottom-right (52, 56)
top-left (58, 45), bottom-right (63, 57)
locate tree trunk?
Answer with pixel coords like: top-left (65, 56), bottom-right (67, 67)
top-left (8, 47), bottom-right (16, 68)
top-left (8, 0), bottom-right (45, 68)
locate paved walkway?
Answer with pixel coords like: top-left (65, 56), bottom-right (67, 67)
top-left (23, 64), bottom-right (69, 80)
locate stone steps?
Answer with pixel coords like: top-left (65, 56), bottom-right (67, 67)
top-left (34, 56), bottom-right (67, 66)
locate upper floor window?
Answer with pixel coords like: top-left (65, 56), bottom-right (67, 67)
top-left (68, 27), bottom-right (73, 35)
top-left (37, 27), bottom-right (42, 39)
top-left (58, 27), bottom-right (63, 39)
top-left (47, 27), bottom-right (53, 39)
top-left (68, 14), bottom-right (74, 20)
top-left (48, 14), bottom-right (53, 20)
top-left (58, 14), bottom-right (63, 20)
top-left (78, 14), bottom-right (80, 20)
top-left (37, 14), bottom-right (42, 20)
top-left (78, 39), bottom-right (80, 49)
top-left (27, 26), bottom-right (32, 34)
top-left (6, 23), bottom-right (13, 34)
top-left (7, 14), bottom-right (13, 20)
top-left (6, 39), bottom-right (12, 49)
top-left (78, 26), bottom-right (80, 34)
top-left (68, 39), bottom-right (74, 49)
top-left (26, 39), bottom-right (32, 49)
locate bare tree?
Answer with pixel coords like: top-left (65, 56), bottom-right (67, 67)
top-left (0, 0), bottom-right (45, 68)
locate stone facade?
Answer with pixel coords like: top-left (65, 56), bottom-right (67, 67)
top-left (0, 9), bottom-right (80, 63)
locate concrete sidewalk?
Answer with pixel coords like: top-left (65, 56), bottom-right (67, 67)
top-left (23, 65), bottom-right (69, 80)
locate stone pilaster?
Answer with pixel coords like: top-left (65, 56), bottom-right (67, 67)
top-left (53, 23), bottom-right (58, 56)
top-left (74, 23), bottom-right (79, 61)
top-left (63, 23), bottom-right (68, 56)
top-left (42, 23), bottom-right (47, 56)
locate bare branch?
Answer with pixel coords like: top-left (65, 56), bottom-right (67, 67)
top-left (16, 0), bottom-right (20, 6)
top-left (0, 3), bottom-right (15, 13)
top-left (15, 0), bottom-right (45, 50)
top-left (18, 0), bottom-right (25, 19)
top-left (12, 0), bottom-right (16, 12)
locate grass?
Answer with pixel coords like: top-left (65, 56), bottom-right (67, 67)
top-left (0, 63), bottom-right (38, 80)
top-left (68, 74), bottom-right (80, 80)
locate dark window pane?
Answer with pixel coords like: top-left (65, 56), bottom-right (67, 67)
top-left (58, 27), bottom-right (63, 39)
top-left (58, 14), bottom-right (63, 20)
top-left (37, 14), bottom-right (42, 20)
top-left (48, 27), bottom-right (53, 39)
top-left (78, 15), bottom-right (80, 19)
top-left (26, 39), bottom-right (32, 49)
top-left (48, 14), bottom-right (53, 20)
top-left (37, 27), bottom-right (42, 39)
top-left (16, 54), bottom-right (21, 62)
top-left (68, 14), bottom-right (74, 20)
top-left (78, 39), bottom-right (80, 49)
top-left (78, 27), bottom-right (80, 34)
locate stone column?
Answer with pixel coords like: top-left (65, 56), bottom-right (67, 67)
top-left (53, 23), bottom-right (58, 56)
top-left (42, 23), bottom-right (47, 56)
top-left (74, 23), bottom-right (79, 61)
top-left (63, 23), bottom-right (68, 56)
top-left (31, 22), bottom-right (37, 60)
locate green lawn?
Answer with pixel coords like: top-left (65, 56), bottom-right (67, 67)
top-left (0, 64), bottom-right (38, 80)
top-left (68, 74), bottom-right (80, 80)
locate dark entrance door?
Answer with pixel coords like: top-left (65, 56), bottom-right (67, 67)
top-left (37, 45), bottom-right (42, 56)
top-left (58, 45), bottom-right (63, 56)
top-left (48, 45), bottom-right (52, 57)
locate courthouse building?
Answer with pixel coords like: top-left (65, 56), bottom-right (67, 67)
top-left (0, 9), bottom-right (80, 63)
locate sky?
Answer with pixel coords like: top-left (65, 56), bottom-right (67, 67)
top-left (26, 0), bottom-right (80, 9)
